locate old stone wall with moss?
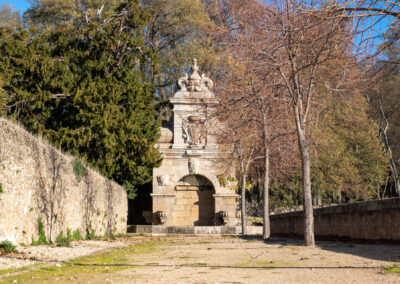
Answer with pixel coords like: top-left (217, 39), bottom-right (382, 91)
top-left (0, 118), bottom-right (127, 244)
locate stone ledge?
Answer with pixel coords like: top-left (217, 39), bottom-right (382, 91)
top-left (127, 225), bottom-right (262, 235)
top-left (270, 198), bottom-right (400, 219)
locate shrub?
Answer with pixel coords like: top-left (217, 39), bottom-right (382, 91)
top-left (85, 228), bottom-right (95, 240)
top-left (123, 181), bottom-right (137, 200)
top-left (32, 218), bottom-right (49, 245)
top-left (55, 232), bottom-right (71, 247)
top-left (0, 183), bottom-right (3, 194)
top-left (72, 158), bottom-right (86, 183)
top-left (72, 229), bottom-right (82, 240)
top-left (0, 240), bottom-right (18, 253)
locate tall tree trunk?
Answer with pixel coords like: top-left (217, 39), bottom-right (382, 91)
top-left (294, 106), bottom-right (315, 246)
top-left (378, 100), bottom-right (400, 196)
top-left (262, 117), bottom-right (270, 240)
top-left (390, 161), bottom-right (400, 196)
top-left (241, 174), bottom-right (247, 236)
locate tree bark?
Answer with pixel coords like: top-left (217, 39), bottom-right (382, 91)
top-left (378, 104), bottom-right (400, 196)
top-left (241, 174), bottom-right (247, 236)
top-left (262, 117), bottom-right (270, 240)
top-left (294, 105), bottom-right (315, 246)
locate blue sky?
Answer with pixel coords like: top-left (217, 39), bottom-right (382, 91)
top-left (3, 0), bottom-right (30, 13)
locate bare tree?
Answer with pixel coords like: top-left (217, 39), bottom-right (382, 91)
top-left (211, 0), bottom-right (297, 240)
top-left (213, 0), bottom-right (357, 245)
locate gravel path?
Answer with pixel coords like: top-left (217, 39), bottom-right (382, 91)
top-left (110, 236), bottom-right (400, 283)
top-left (1, 236), bottom-right (400, 283)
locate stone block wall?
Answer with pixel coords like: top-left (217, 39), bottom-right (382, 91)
top-left (0, 118), bottom-right (127, 244)
top-left (270, 198), bottom-right (400, 242)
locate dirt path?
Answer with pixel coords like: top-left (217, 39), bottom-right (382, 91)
top-left (1, 236), bottom-right (399, 283)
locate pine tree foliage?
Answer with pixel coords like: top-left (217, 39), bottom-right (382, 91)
top-left (0, 1), bottom-right (161, 196)
top-left (24, 0), bottom-right (221, 120)
top-left (25, 0), bottom-right (123, 26)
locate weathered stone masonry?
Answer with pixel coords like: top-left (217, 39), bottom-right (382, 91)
top-left (151, 59), bottom-right (239, 227)
top-left (0, 118), bottom-right (127, 244)
top-left (270, 198), bottom-right (400, 242)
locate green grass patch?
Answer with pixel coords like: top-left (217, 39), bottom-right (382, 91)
top-left (0, 266), bottom-right (31, 276)
top-left (182, 262), bottom-right (208, 267)
top-left (383, 265), bottom-right (400, 274)
top-left (0, 240), bottom-right (159, 283)
top-left (1, 262), bottom-right (130, 283)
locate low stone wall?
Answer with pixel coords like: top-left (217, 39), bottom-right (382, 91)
top-left (270, 198), bottom-right (400, 242)
top-left (0, 118), bottom-right (127, 244)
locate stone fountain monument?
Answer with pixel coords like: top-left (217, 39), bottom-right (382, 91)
top-left (151, 59), bottom-right (239, 228)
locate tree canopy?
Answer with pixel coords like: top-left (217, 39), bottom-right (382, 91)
top-left (0, 1), bottom-right (161, 197)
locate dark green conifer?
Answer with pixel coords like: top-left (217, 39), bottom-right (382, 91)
top-left (0, 1), bottom-right (161, 197)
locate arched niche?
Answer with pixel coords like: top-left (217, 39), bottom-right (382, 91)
top-left (174, 175), bottom-right (215, 226)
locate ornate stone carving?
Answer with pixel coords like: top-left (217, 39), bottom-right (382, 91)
top-left (177, 74), bottom-right (189, 91)
top-left (188, 158), bottom-right (199, 174)
top-left (219, 211), bottom-right (229, 226)
top-left (177, 59), bottom-right (213, 93)
top-left (156, 211), bottom-right (167, 225)
top-left (182, 115), bottom-right (206, 148)
top-left (156, 175), bottom-right (169, 186)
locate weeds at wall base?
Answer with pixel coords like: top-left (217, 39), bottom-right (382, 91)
top-left (0, 240), bottom-right (18, 253)
top-left (31, 218), bottom-right (49, 246)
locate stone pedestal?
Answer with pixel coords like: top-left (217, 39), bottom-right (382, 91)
top-left (214, 195), bottom-right (238, 226)
top-left (150, 194), bottom-right (174, 226)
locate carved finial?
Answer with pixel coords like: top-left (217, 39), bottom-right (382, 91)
top-left (176, 58), bottom-right (214, 93)
top-left (189, 58), bottom-right (201, 81)
top-left (192, 58), bottom-right (199, 73)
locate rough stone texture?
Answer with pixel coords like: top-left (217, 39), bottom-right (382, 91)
top-left (270, 198), bottom-right (400, 242)
top-left (152, 60), bottom-right (238, 227)
top-left (0, 118), bottom-right (127, 244)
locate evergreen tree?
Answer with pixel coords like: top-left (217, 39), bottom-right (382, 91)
top-left (25, 0), bottom-right (123, 26)
top-left (1, 1), bottom-right (161, 197)
top-left (24, 0), bottom-right (221, 120)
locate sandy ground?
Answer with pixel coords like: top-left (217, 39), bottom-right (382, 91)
top-left (1, 236), bottom-right (400, 283)
top-left (110, 236), bottom-right (400, 283)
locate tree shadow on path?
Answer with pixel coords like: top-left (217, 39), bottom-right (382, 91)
top-left (233, 235), bottom-right (400, 263)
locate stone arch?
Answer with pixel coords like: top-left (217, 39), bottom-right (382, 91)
top-left (174, 175), bottom-right (215, 226)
